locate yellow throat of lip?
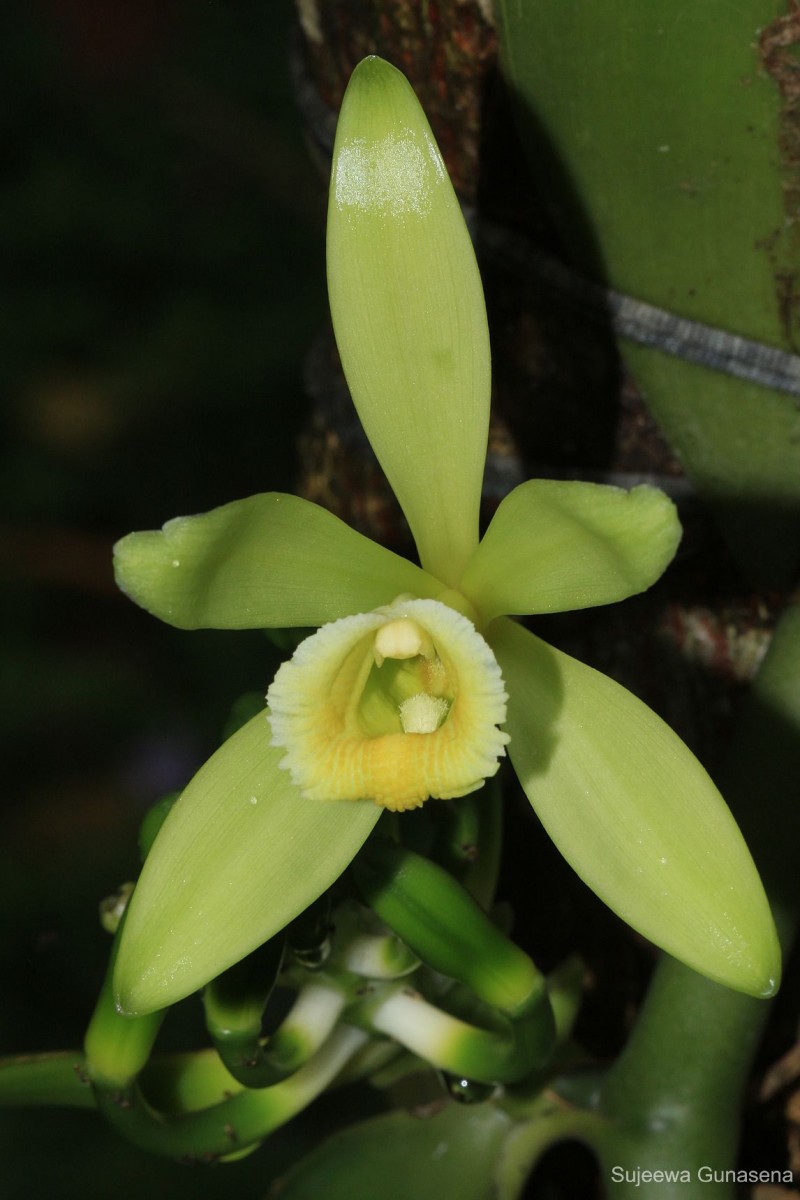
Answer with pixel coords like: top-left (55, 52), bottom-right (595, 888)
top-left (266, 596), bottom-right (509, 812)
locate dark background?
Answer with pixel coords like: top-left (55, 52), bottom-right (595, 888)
top-left (3, 3), bottom-right (797, 1196)
top-left (0, 2), bottom-right (339, 1195)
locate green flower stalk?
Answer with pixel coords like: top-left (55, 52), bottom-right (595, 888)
top-left (112, 57), bottom-right (779, 1016)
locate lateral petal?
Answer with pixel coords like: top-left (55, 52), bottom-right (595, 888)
top-left (461, 480), bottom-right (681, 623)
top-left (114, 492), bottom-right (440, 630)
top-left (114, 713), bottom-right (381, 1015)
top-left (490, 617), bottom-right (780, 998)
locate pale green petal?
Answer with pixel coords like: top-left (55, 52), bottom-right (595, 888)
top-left (114, 714), bottom-right (381, 1014)
top-left (490, 618), bottom-right (780, 998)
top-left (114, 492), bottom-right (441, 630)
top-left (327, 56), bottom-right (490, 588)
top-left (461, 481), bottom-right (681, 623)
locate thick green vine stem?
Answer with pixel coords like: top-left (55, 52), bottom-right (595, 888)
top-left (354, 840), bottom-right (547, 1016)
top-left (352, 840), bottom-right (555, 1081)
top-left (595, 962), bottom-right (767, 1197)
top-left (428, 783), bottom-right (504, 908)
top-left (446, 778), bottom-right (505, 909)
top-left (83, 915), bottom-right (165, 1091)
top-left (438, 790), bottom-right (483, 869)
top-left (208, 975), bottom-right (348, 1090)
top-left (0, 1053), bottom-right (94, 1109)
top-left (330, 899), bottom-right (420, 980)
top-left (94, 1025), bottom-right (369, 1162)
top-left (203, 935), bottom-right (301, 1088)
top-left (350, 979), bottom-right (549, 1085)
top-left (83, 904), bottom-right (371, 1159)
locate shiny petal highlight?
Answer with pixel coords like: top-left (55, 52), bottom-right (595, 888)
top-left (327, 57), bottom-right (491, 587)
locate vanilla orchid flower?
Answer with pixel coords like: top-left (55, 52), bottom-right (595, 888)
top-left (113, 57), bottom-right (779, 1016)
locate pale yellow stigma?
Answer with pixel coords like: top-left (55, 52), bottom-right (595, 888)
top-left (399, 693), bottom-right (449, 734)
top-left (266, 597), bottom-right (508, 812)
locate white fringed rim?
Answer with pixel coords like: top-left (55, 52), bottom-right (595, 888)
top-left (266, 597), bottom-right (508, 812)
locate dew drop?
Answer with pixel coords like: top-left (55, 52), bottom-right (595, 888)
top-left (439, 1072), bottom-right (494, 1105)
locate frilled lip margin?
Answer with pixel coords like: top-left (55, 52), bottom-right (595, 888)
top-left (266, 597), bottom-right (509, 812)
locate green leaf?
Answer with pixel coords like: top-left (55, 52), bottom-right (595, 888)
top-left (114, 492), bottom-right (441, 630)
top-left (273, 1101), bottom-right (515, 1200)
top-left (489, 618), bottom-right (780, 998)
top-left (496, 0), bottom-right (800, 584)
top-left (114, 713), bottom-right (381, 1014)
top-left (327, 56), bottom-right (491, 589)
top-left (461, 481), bottom-right (681, 623)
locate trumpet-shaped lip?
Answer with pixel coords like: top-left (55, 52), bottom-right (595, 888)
top-left (266, 597), bottom-right (509, 812)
